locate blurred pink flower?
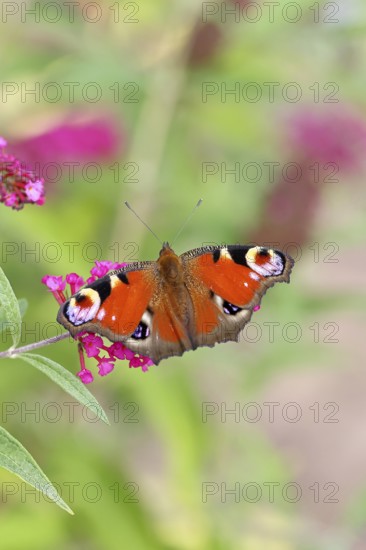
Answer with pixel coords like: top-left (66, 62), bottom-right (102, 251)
top-left (12, 117), bottom-right (123, 167)
top-left (289, 108), bottom-right (366, 170)
top-left (228, 0), bottom-right (254, 6)
top-left (251, 106), bottom-right (366, 248)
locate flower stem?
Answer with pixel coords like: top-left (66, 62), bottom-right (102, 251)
top-left (0, 332), bottom-right (70, 358)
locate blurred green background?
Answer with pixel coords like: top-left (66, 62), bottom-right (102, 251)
top-left (1, 0), bottom-right (366, 548)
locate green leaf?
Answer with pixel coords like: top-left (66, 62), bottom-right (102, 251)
top-left (0, 268), bottom-right (22, 347)
top-left (18, 298), bottom-right (28, 318)
top-left (18, 353), bottom-right (110, 425)
top-left (0, 308), bottom-right (8, 332)
top-left (0, 425), bottom-right (73, 514)
top-left (0, 298), bottom-right (28, 335)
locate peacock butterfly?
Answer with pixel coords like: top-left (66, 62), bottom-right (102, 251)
top-left (57, 242), bottom-right (294, 364)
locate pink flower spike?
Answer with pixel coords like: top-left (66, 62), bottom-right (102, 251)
top-left (78, 368), bottom-right (94, 384)
top-left (253, 305), bottom-right (261, 312)
top-left (97, 358), bottom-right (115, 376)
top-left (82, 334), bottom-right (104, 358)
top-left (0, 137), bottom-right (7, 148)
top-left (0, 140), bottom-right (45, 210)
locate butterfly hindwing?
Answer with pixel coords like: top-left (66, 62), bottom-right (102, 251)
top-left (122, 298), bottom-right (196, 362)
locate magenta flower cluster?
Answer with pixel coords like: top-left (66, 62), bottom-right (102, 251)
top-left (0, 137), bottom-right (45, 210)
top-left (42, 261), bottom-right (153, 383)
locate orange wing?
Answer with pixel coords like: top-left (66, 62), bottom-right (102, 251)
top-left (182, 244), bottom-right (294, 344)
top-left (182, 244), bottom-right (293, 308)
top-left (57, 266), bottom-right (156, 341)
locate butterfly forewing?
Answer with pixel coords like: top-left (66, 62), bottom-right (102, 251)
top-left (181, 244), bottom-right (294, 347)
top-left (57, 263), bottom-right (156, 341)
top-left (182, 244), bottom-right (293, 305)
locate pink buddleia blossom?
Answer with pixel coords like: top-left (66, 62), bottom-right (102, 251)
top-left (42, 261), bottom-right (153, 383)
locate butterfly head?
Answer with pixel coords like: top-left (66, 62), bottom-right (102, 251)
top-left (158, 242), bottom-right (176, 258)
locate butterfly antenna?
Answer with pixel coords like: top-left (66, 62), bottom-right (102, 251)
top-left (124, 201), bottom-right (163, 245)
top-left (171, 199), bottom-right (203, 246)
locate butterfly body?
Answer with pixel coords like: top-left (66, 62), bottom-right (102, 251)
top-left (57, 243), bottom-right (294, 364)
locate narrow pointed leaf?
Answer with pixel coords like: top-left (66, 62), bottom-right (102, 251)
top-left (18, 298), bottom-right (28, 318)
top-left (0, 425), bottom-right (73, 514)
top-left (18, 353), bottom-right (109, 425)
top-left (0, 299), bottom-right (28, 335)
top-left (0, 268), bottom-right (22, 347)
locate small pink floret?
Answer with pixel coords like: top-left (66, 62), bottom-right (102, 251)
top-left (97, 359), bottom-right (115, 376)
top-left (82, 334), bottom-right (104, 358)
top-left (77, 368), bottom-right (94, 384)
top-left (41, 275), bottom-right (66, 292)
top-left (4, 194), bottom-right (17, 207)
top-left (25, 179), bottom-right (44, 202)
